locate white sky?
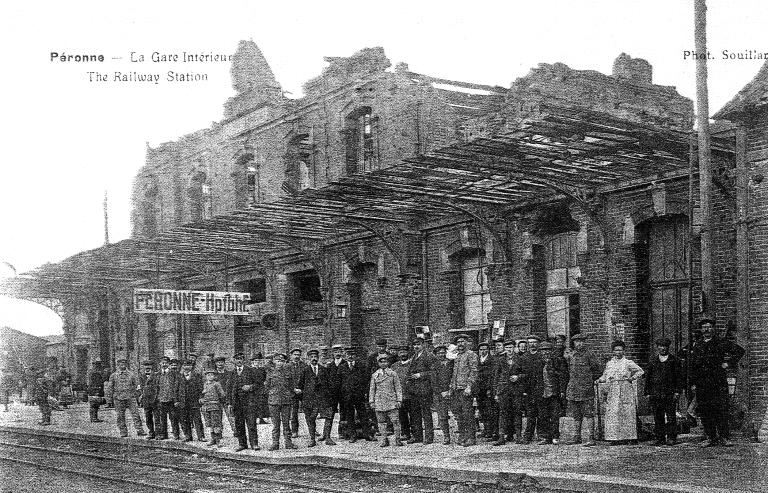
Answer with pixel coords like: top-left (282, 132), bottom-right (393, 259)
top-left (0, 0), bottom-right (765, 335)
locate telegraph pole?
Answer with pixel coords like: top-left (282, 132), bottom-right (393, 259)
top-left (695, 0), bottom-right (714, 318)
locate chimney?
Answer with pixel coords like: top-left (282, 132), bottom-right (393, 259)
top-left (612, 53), bottom-right (652, 85)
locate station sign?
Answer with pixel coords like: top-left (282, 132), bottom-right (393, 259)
top-left (133, 288), bottom-right (251, 315)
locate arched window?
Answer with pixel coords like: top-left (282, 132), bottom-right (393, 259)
top-left (189, 171), bottom-right (211, 222)
top-left (344, 107), bottom-right (378, 174)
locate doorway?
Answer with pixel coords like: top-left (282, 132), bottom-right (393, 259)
top-left (646, 216), bottom-right (690, 356)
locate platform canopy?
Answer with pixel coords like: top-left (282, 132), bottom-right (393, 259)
top-left (0, 104), bottom-right (734, 299)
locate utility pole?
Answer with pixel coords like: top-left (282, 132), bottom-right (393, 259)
top-left (695, 0), bottom-right (714, 318)
top-left (103, 190), bottom-right (110, 246)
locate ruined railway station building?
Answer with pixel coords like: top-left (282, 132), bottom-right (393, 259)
top-left (4, 41), bottom-right (766, 431)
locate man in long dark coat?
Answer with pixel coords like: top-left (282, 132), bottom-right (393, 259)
top-left (321, 344), bottom-right (345, 443)
top-left (494, 340), bottom-right (526, 445)
top-left (521, 335), bottom-right (544, 443)
top-left (226, 353), bottom-right (260, 451)
top-left (406, 337), bottom-right (436, 444)
top-left (288, 348), bottom-right (308, 438)
top-left (690, 318), bottom-right (745, 447)
top-left (139, 360), bottom-right (159, 439)
top-left (340, 347), bottom-right (371, 442)
top-left (645, 337), bottom-right (682, 446)
top-left (476, 341), bottom-right (497, 440)
top-left (87, 360), bottom-right (106, 423)
top-left (299, 349), bottom-right (323, 447)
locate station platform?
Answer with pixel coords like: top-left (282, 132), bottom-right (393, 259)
top-left (0, 400), bottom-right (763, 493)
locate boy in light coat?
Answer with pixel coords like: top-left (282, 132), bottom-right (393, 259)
top-left (368, 354), bottom-right (404, 447)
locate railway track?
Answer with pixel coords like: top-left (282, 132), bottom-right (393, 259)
top-left (0, 431), bottom-right (497, 493)
top-left (0, 439), bottom-right (361, 493)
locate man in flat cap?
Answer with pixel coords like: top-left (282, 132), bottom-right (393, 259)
top-left (227, 353), bottom-right (261, 451)
top-left (341, 347), bottom-right (372, 442)
top-left (288, 348), bottom-right (308, 438)
top-left (450, 334), bottom-right (479, 446)
top-left (407, 337), bottom-right (436, 444)
top-left (690, 317), bottom-right (745, 447)
top-left (321, 344), bottom-right (346, 442)
top-left (564, 333), bottom-right (601, 446)
top-left (367, 338), bottom-right (397, 377)
top-left (493, 339), bottom-right (526, 445)
top-left (157, 356), bottom-right (180, 440)
top-left (392, 345), bottom-right (413, 441)
top-left (516, 338), bottom-right (528, 356)
top-left (367, 338), bottom-right (397, 437)
top-left (176, 359), bottom-right (205, 442)
top-left (521, 335), bottom-right (544, 444)
top-left (187, 352), bottom-right (199, 373)
top-left (107, 357), bottom-right (146, 438)
top-left (250, 354), bottom-right (270, 424)
top-left (139, 360), bottom-right (159, 440)
top-left (476, 341), bottom-right (497, 440)
top-left (265, 353), bottom-right (297, 450)
top-left (298, 349), bottom-right (324, 446)
top-left (34, 369), bottom-right (55, 425)
top-left (645, 338), bottom-right (682, 446)
top-left (537, 341), bottom-right (567, 445)
top-left (432, 344), bottom-right (454, 444)
top-left (87, 359), bottom-right (106, 423)
top-left (211, 356), bottom-right (236, 435)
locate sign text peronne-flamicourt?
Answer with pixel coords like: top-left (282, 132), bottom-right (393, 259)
top-left (133, 288), bottom-right (251, 315)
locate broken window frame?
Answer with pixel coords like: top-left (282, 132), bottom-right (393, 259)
top-left (461, 257), bottom-right (492, 327)
top-left (345, 107), bottom-right (379, 175)
top-left (289, 269), bottom-right (324, 323)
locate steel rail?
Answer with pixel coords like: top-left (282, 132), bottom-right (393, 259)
top-left (0, 454), bottom-right (192, 493)
top-left (0, 440), bottom-right (349, 493)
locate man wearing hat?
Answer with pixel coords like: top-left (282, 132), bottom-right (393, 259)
top-left (367, 338), bottom-right (397, 378)
top-left (34, 369), bottom-right (54, 425)
top-left (521, 335), bottom-right (545, 444)
top-left (537, 341), bottom-right (568, 445)
top-left (227, 353), bottom-right (261, 451)
top-left (392, 345), bottom-right (413, 441)
top-left (432, 344), bottom-right (454, 444)
top-left (645, 338), bottom-right (682, 446)
top-left (366, 338), bottom-right (396, 437)
top-left (690, 317), bottom-right (745, 447)
top-left (476, 341), bottom-right (497, 440)
top-left (449, 334), bottom-right (479, 446)
top-left (187, 352), bottom-right (199, 373)
top-left (176, 360), bottom-right (205, 442)
top-left (265, 353), bottom-right (297, 450)
top-left (288, 348), bottom-right (308, 438)
top-left (138, 360), bottom-right (160, 440)
top-left (321, 344), bottom-right (346, 442)
top-left (87, 359), bottom-right (106, 423)
top-left (340, 347), bottom-right (372, 442)
top-left (564, 333), bottom-right (601, 446)
top-left (107, 357), bottom-right (146, 438)
top-left (298, 349), bottom-right (324, 446)
top-left (407, 337), bottom-right (436, 444)
top-left (212, 356), bottom-right (236, 435)
top-left (250, 354), bottom-right (270, 424)
top-left (157, 356), bottom-right (180, 440)
top-left (493, 339), bottom-right (526, 445)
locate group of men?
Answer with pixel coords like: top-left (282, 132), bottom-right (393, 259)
top-left (76, 317), bottom-right (744, 451)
